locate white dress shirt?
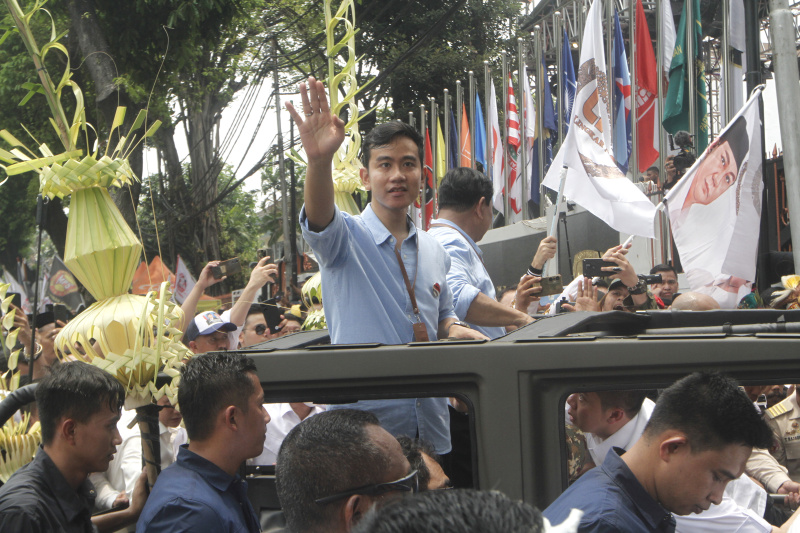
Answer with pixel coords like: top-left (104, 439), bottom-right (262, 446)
top-left (249, 403), bottom-right (326, 466)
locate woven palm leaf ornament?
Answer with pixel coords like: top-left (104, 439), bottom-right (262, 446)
top-left (0, 0), bottom-right (190, 480)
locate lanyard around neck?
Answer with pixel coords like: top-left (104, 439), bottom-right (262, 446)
top-left (393, 238), bottom-right (420, 319)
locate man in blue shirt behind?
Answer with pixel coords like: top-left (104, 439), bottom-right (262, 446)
top-left (137, 353), bottom-right (270, 533)
top-left (285, 77), bottom-right (486, 454)
top-left (543, 372), bottom-right (774, 533)
top-left (429, 167), bottom-right (558, 339)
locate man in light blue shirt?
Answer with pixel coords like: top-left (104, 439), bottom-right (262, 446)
top-left (429, 167), bottom-right (556, 339)
top-left (286, 77), bottom-right (486, 454)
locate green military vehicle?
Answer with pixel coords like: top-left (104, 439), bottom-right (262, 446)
top-left (241, 308), bottom-right (800, 514)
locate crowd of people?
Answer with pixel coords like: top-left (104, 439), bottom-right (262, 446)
top-left (0, 75), bottom-right (798, 533)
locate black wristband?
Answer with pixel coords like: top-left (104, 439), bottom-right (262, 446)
top-left (527, 266), bottom-right (543, 277)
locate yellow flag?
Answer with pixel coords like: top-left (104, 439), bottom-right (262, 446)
top-left (436, 118), bottom-right (447, 185)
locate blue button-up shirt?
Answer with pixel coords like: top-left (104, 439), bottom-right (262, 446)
top-left (301, 203), bottom-right (458, 453)
top-left (137, 446), bottom-right (260, 533)
top-left (428, 218), bottom-right (505, 340)
top-left (543, 447), bottom-right (676, 533)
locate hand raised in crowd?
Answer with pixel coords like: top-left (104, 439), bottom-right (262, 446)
top-left (7, 304), bottom-right (32, 349)
top-left (196, 261), bottom-right (225, 291)
top-left (562, 277), bottom-right (600, 313)
top-left (285, 76), bottom-right (345, 162)
top-left (246, 256), bottom-right (279, 289)
top-left (515, 274), bottom-right (543, 313)
top-left (602, 244), bottom-right (638, 288)
top-left (531, 236), bottom-right (557, 271)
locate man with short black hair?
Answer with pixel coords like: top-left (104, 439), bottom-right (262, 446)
top-left (137, 352), bottom-right (269, 533)
top-left (429, 167), bottom-right (555, 338)
top-left (276, 409), bottom-right (415, 533)
top-left (352, 489), bottom-right (549, 533)
top-left (0, 362), bottom-right (148, 532)
top-left (239, 303), bottom-right (275, 347)
top-left (651, 264), bottom-right (680, 305)
top-left (545, 372), bottom-right (774, 532)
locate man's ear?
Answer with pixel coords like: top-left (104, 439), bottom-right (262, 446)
top-left (606, 408), bottom-right (626, 425)
top-left (223, 405), bottom-right (238, 430)
top-left (658, 434), bottom-right (689, 462)
top-left (360, 167), bottom-right (371, 191)
top-left (343, 494), bottom-right (372, 530)
top-left (188, 340), bottom-right (198, 352)
top-left (61, 418), bottom-right (77, 444)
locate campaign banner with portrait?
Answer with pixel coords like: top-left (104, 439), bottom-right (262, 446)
top-left (542, 0), bottom-right (656, 238)
top-left (173, 255), bottom-right (196, 304)
top-left (665, 89), bottom-right (763, 308)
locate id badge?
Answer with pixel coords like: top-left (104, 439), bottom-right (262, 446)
top-left (412, 321), bottom-right (430, 342)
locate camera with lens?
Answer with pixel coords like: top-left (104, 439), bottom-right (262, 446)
top-left (668, 131), bottom-right (696, 177)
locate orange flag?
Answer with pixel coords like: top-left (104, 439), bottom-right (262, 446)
top-left (459, 102), bottom-right (471, 167)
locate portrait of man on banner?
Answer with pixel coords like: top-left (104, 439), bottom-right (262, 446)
top-left (666, 91), bottom-right (763, 308)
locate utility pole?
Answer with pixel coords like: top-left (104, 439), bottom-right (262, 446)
top-left (289, 109), bottom-right (298, 290)
top-left (768, 0), bottom-right (800, 273)
top-left (273, 37), bottom-right (293, 297)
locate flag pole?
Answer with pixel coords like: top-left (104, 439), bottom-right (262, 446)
top-left (469, 70), bottom-right (476, 170)
top-left (444, 88), bottom-right (451, 172)
top-left (456, 80), bottom-right (463, 161)
top-left (502, 51), bottom-right (510, 221)
top-left (656, 0), bottom-right (671, 265)
top-left (555, 12), bottom-right (564, 147)
top-left (430, 96), bottom-right (438, 217)
top-left (545, 165), bottom-right (569, 278)
top-left (484, 61), bottom-right (491, 175)
top-left (517, 38), bottom-right (528, 220)
top-left (420, 103), bottom-right (427, 229)
top-left (685, 0), bottom-right (697, 147)
top-left (606, 0), bottom-right (614, 136)
top-left (533, 26), bottom-right (545, 217)
top-left (629, 0), bottom-right (639, 178)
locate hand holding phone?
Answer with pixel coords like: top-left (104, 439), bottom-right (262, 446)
top-left (211, 258), bottom-right (242, 279)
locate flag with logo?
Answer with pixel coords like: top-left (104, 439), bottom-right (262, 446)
top-left (46, 255), bottom-right (84, 312)
top-left (174, 255), bottom-right (197, 304)
top-left (474, 93), bottom-right (487, 171)
top-left (635, 0), bottom-right (660, 172)
top-left (665, 89), bottom-right (763, 308)
top-left (562, 27), bottom-right (577, 135)
top-left (459, 103), bottom-right (472, 167)
top-left (506, 73), bottom-right (523, 221)
top-left (542, 0), bottom-right (656, 237)
top-left (663, 0), bottom-right (708, 153)
top-left (489, 78), bottom-right (505, 213)
top-left (612, 9), bottom-right (632, 174)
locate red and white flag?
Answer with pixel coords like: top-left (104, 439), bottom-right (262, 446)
top-left (174, 255), bottom-right (196, 304)
top-left (635, 0), bottom-right (659, 172)
top-left (507, 73), bottom-right (523, 220)
top-left (542, 0), bottom-right (656, 237)
top-left (489, 78), bottom-right (505, 213)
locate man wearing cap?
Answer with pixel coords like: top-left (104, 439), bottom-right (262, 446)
top-left (181, 257), bottom-right (279, 352)
top-left (185, 310), bottom-right (239, 354)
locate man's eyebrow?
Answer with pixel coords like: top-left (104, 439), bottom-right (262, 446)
top-left (718, 469), bottom-right (737, 481)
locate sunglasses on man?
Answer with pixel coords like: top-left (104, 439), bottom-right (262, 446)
top-left (314, 469), bottom-right (419, 505)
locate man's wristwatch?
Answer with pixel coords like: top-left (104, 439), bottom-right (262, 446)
top-left (626, 278), bottom-right (647, 295)
top-left (448, 321), bottom-right (471, 332)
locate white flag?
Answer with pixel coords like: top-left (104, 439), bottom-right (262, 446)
top-left (0, 269), bottom-right (31, 313)
top-left (489, 79), bottom-right (505, 213)
top-left (661, 0), bottom-right (676, 80)
top-left (542, 0), bottom-right (656, 237)
top-left (174, 255), bottom-right (196, 304)
top-left (665, 89), bottom-right (763, 308)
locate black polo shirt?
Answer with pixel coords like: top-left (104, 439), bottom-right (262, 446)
top-left (0, 446), bottom-right (97, 532)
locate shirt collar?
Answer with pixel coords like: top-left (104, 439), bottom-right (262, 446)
top-left (362, 203), bottom-right (417, 246)
top-left (176, 445), bottom-right (239, 492)
top-left (36, 446), bottom-right (96, 523)
top-left (602, 447), bottom-right (675, 531)
top-left (430, 218), bottom-right (482, 258)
